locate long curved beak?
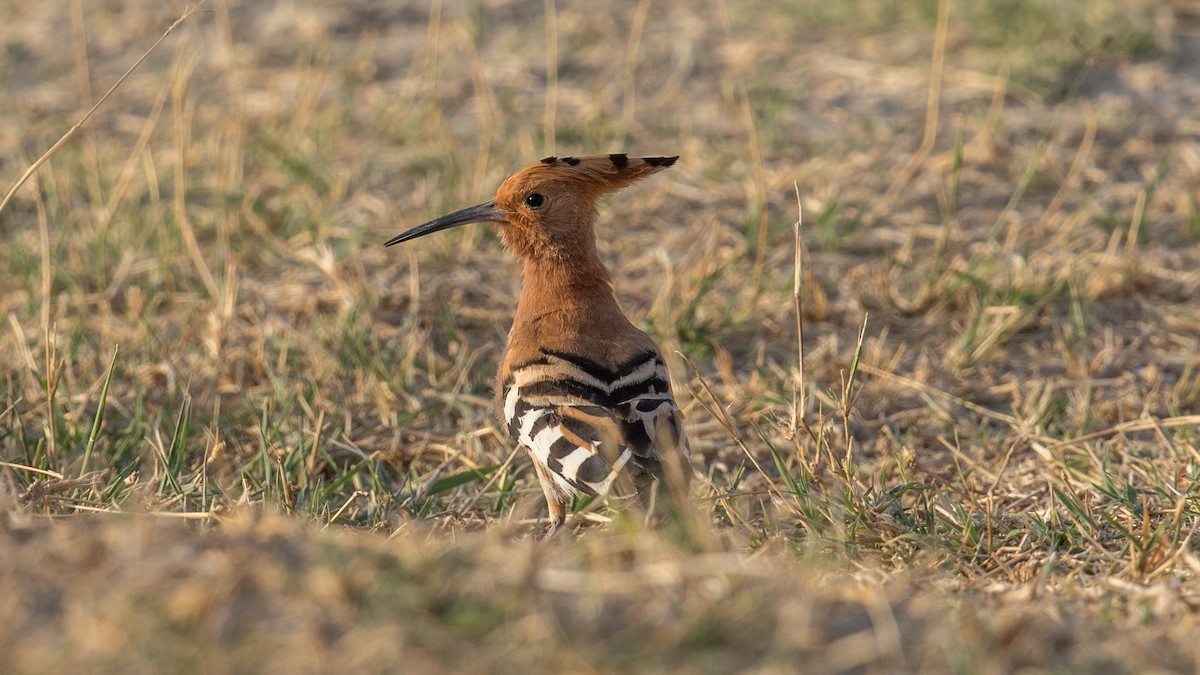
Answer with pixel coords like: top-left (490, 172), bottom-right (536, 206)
top-left (384, 200), bottom-right (506, 247)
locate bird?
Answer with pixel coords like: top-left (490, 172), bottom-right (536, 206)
top-left (385, 153), bottom-right (691, 535)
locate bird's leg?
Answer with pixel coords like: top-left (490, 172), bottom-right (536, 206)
top-left (542, 505), bottom-right (567, 541)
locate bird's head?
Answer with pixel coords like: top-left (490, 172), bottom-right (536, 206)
top-left (385, 154), bottom-right (677, 260)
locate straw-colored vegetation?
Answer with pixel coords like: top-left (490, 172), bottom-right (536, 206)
top-left (3, 0), bottom-right (1198, 671)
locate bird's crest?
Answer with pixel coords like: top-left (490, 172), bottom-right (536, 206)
top-left (495, 153), bottom-right (677, 200)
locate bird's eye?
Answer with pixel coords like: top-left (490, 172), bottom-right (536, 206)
top-left (524, 193), bottom-right (546, 209)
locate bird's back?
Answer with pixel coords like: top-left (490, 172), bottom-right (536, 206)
top-left (498, 308), bottom-right (690, 515)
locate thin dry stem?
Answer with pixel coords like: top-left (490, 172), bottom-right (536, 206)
top-left (867, 0), bottom-right (952, 224)
top-left (618, 0), bottom-right (654, 144)
top-left (682, 354), bottom-right (798, 514)
top-left (1038, 105), bottom-right (1097, 229)
top-left (793, 183), bottom-right (807, 428)
top-left (0, 3), bottom-right (206, 220)
top-left (542, 0), bottom-right (558, 153)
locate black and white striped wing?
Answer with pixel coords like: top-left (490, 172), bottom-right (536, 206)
top-left (502, 349), bottom-right (687, 503)
top-left (617, 390), bottom-right (688, 483)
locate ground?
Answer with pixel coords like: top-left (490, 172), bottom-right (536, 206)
top-left (2, 0), bottom-right (1200, 672)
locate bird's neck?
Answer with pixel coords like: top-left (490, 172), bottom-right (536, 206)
top-left (512, 249), bottom-right (620, 330)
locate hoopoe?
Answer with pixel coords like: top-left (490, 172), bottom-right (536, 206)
top-left (386, 154), bottom-right (691, 535)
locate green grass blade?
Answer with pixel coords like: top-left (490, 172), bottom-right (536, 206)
top-left (81, 345), bottom-right (119, 475)
top-left (425, 465), bottom-right (500, 497)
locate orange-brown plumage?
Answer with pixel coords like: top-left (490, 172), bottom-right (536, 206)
top-left (386, 154), bottom-right (690, 535)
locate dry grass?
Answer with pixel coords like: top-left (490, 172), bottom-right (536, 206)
top-left (3, 0), bottom-right (1200, 671)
